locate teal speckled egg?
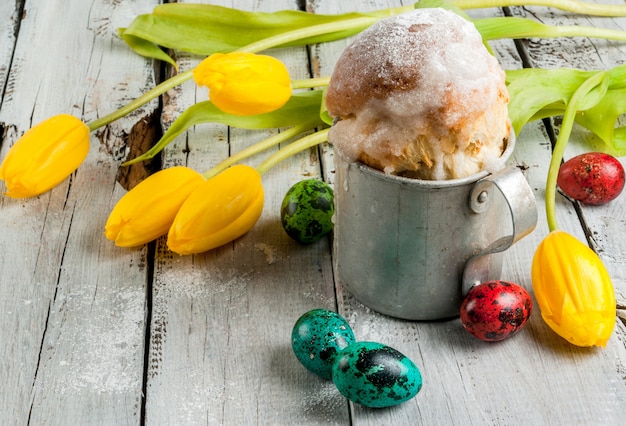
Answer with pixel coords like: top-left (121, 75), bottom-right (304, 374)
top-left (291, 309), bottom-right (356, 379)
top-left (281, 179), bottom-right (334, 244)
top-left (332, 341), bottom-right (422, 408)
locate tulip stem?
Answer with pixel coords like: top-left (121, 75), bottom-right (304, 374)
top-left (87, 70), bottom-right (194, 132)
top-left (201, 121), bottom-right (320, 179)
top-left (545, 70), bottom-right (607, 232)
top-left (451, 0), bottom-right (626, 16)
top-left (256, 128), bottom-right (330, 176)
top-left (292, 77), bottom-right (330, 89)
top-left (233, 17), bottom-right (380, 54)
top-left (231, 4), bottom-right (415, 54)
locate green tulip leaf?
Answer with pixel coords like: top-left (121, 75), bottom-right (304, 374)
top-left (506, 65), bottom-right (626, 156)
top-left (319, 87), bottom-right (333, 127)
top-left (124, 90), bottom-right (327, 165)
top-left (119, 3), bottom-right (414, 61)
top-left (117, 28), bottom-right (178, 69)
top-left (506, 68), bottom-right (592, 135)
top-left (574, 66), bottom-right (626, 155)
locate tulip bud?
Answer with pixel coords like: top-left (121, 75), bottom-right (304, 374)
top-left (0, 114), bottom-right (90, 198)
top-left (167, 164), bottom-right (264, 255)
top-left (531, 230), bottom-right (616, 347)
top-left (193, 52), bottom-right (292, 116)
top-left (105, 166), bottom-right (206, 247)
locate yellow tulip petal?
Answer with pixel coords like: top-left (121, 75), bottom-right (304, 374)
top-left (0, 114), bottom-right (90, 198)
top-left (531, 230), bottom-right (616, 347)
top-left (167, 164), bottom-right (264, 255)
top-left (105, 166), bottom-right (206, 247)
top-left (193, 52), bottom-right (292, 116)
top-left (211, 80), bottom-right (292, 116)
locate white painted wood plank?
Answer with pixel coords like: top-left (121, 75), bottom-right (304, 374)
top-left (144, 0), bottom-right (347, 423)
top-left (0, 0), bottom-right (158, 422)
top-left (0, 1), bottom-right (21, 99)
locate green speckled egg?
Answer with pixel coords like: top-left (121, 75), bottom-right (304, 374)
top-left (332, 341), bottom-right (422, 408)
top-left (291, 309), bottom-right (356, 379)
top-left (281, 179), bottom-right (334, 244)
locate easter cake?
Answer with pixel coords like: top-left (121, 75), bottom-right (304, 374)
top-left (325, 8), bottom-right (511, 180)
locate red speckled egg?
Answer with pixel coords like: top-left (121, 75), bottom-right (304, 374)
top-left (557, 152), bottom-right (625, 205)
top-left (460, 280), bottom-right (532, 342)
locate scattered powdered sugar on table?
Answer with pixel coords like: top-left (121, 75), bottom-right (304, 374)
top-left (43, 284), bottom-right (146, 395)
top-left (297, 380), bottom-right (347, 422)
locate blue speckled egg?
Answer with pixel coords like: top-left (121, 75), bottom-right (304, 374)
top-left (281, 179), bottom-right (334, 244)
top-left (332, 341), bottom-right (422, 408)
top-left (291, 309), bottom-right (356, 379)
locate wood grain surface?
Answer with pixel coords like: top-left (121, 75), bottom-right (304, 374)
top-left (0, 0), bottom-right (625, 424)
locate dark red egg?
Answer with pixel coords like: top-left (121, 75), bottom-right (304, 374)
top-left (460, 280), bottom-right (532, 342)
top-left (557, 152), bottom-right (625, 205)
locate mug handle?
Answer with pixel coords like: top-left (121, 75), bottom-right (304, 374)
top-left (461, 166), bottom-right (538, 295)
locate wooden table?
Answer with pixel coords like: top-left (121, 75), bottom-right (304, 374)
top-left (1, 0), bottom-right (625, 424)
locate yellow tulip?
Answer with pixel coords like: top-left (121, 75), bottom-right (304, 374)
top-left (0, 114), bottom-right (90, 198)
top-left (531, 230), bottom-right (616, 347)
top-left (167, 164), bottom-right (264, 255)
top-left (105, 166), bottom-right (206, 247)
top-left (193, 52), bottom-right (292, 116)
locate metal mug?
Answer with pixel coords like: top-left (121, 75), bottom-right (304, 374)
top-left (332, 135), bottom-right (537, 320)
